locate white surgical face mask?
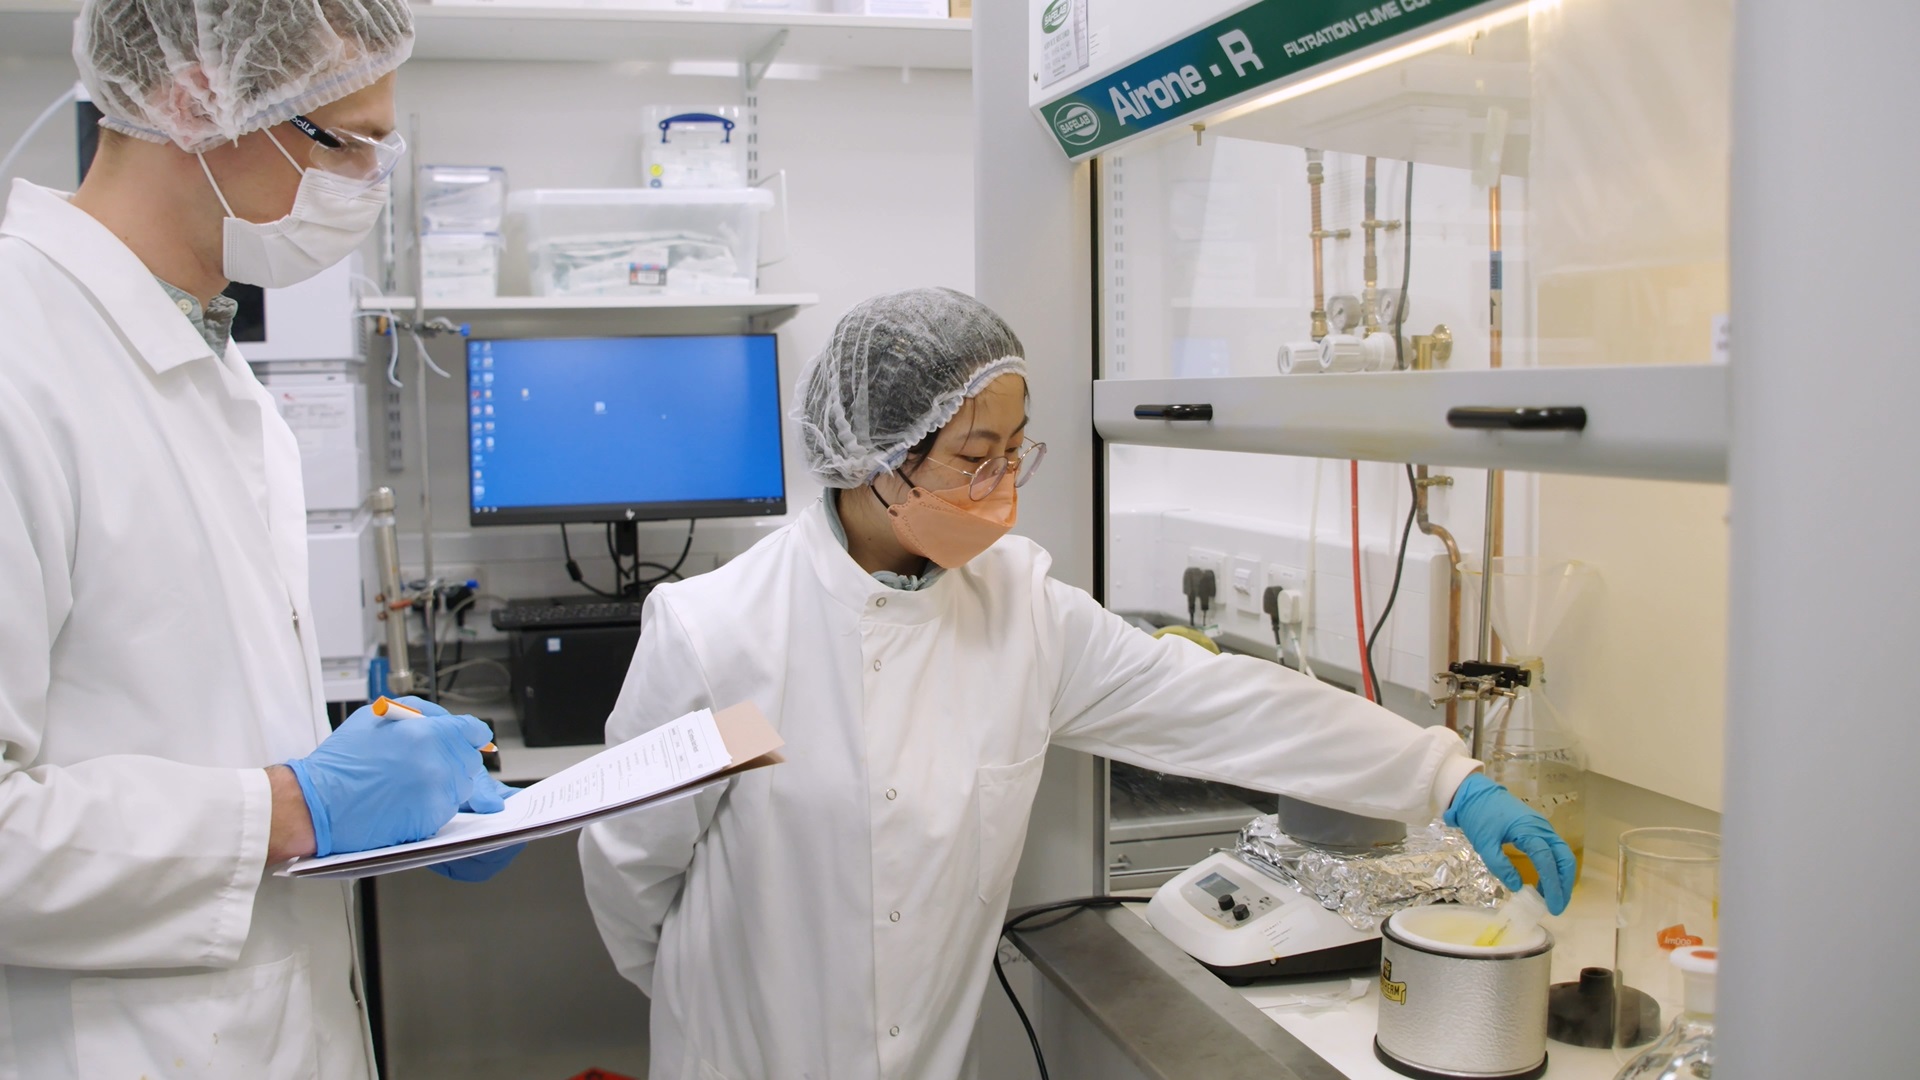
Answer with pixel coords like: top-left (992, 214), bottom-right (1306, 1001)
top-left (197, 131), bottom-right (386, 289)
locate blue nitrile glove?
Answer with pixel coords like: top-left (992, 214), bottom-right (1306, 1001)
top-left (429, 841), bottom-right (527, 883)
top-left (400, 698), bottom-right (516, 816)
top-left (285, 696), bottom-right (501, 856)
top-left (1445, 772), bottom-right (1580, 916)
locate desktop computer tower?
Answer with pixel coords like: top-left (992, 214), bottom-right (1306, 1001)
top-left (506, 623), bottom-right (642, 746)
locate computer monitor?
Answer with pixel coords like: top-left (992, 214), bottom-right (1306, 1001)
top-left (467, 334), bottom-right (787, 526)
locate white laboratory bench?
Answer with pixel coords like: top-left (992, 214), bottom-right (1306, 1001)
top-left (1008, 863), bottom-right (1630, 1080)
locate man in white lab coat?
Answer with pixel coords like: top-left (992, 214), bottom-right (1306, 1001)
top-left (0, 1), bottom-right (517, 1076)
top-left (580, 288), bottom-right (1578, 1080)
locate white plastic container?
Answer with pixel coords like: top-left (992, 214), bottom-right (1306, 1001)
top-left (833, 0), bottom-right (946, 15)
top-left (508, 187), bottom-right (775, 298)
top-left (418, 165), bottom-right (508, 234)
top-left (642, 106), bottom-right (748, 189)
top-left (420, 232), bottom-right (503, 303)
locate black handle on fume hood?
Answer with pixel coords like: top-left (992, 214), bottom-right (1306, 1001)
top-left (1134, 404), bottom-right (1215, 421)
top-left (1446, 406), bottom-right (1588, 432)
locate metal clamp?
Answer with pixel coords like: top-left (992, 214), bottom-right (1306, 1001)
top-left (1431, 660), bottom-right (1530, 708)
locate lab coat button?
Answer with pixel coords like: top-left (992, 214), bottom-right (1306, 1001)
top-left (176, 297), bottom-right (194, 314)
top-left (889, 910), bottom-right (901, 923)
top-left (876, 597), bottom-right (887, 608)
top-left (890, 1026), bottom-right (901, 1037)
top-left (885, 788), bottom-right (898, 801)
top-left (873, 659), bottom-right (882, 671)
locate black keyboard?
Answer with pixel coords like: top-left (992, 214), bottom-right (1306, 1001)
top-left (492, 596), bottom-right (648, 631)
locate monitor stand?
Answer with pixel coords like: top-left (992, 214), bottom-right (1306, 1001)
top-left (612, 521), bottom-right (645, 599)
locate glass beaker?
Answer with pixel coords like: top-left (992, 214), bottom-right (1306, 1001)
top-left (1483, 678), bottom-right (1587, 886)
top-left (1461, 558), bottom-right (1598, 888)
top-left (1613, 828), bottom-right (1720, 1059)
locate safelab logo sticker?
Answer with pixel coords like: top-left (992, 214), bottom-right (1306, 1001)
top-left (1042, 0), bottom-right (1069, 34)
top-left (1052, 102), bottom-right (1100, 146)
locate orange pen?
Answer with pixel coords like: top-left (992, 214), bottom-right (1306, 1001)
top-left (371, 695), bottom-right (497, 753)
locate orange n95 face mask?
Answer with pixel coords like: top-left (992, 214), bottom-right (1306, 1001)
top-left (880, 476), bottom-right (1018, 569)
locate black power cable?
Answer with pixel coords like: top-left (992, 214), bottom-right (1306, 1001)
top-left (1366, 465), bottom-right (1420, 693)
top-left (560, 523), bottom-right (620, 598)
top-left (995, 895), bottom-right (1155, 1080)
top-left (633, 519), bottom-right (696, 587)
top-left (1366, 161), bottom-right (1420, 696)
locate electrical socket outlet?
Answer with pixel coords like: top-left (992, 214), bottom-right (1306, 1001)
top-left (1183, 547), bottom-right (1227, 630)
top-left (1265, 563), bottom-right (1308, 621)
top-left (1186, 548), bottom-right (1227, 591)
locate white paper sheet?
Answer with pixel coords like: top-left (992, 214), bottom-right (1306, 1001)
top-left (281, 707), bottom-right (730, 879)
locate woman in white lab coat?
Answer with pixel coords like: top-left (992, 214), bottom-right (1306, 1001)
top-left (579, 288), bottom-right (1574, 1080)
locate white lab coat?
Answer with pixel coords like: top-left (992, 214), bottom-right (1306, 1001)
top-left (0, 181), bottom-right (371, 1080)
top-left (579, 498), bottom-right (1478, 1080)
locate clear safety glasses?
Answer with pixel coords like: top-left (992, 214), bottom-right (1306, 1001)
top-left (287, 114), bottom-right (406, 190)
top-left (915, 438), bottom-right (1048, 501)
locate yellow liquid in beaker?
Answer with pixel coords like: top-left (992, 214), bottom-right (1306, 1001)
top-left (1506, 841), bottom-right (1585, 894)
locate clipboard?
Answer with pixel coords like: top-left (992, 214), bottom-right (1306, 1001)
top-left (279, 702), bottom-right (783, 881)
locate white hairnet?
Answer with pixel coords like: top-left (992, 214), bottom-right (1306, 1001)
top-left (794, 287), bottom-right (1028, 489)
top-left (75, 0), bottom-right (414, 153)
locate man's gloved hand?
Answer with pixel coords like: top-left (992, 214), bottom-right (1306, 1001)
top-left (429, 841), bottom-right (527, 883)
top-left (398, 699), bottom-right (517, 815)
top-left (285, 695), bottom-right (501, 856)
top-left (1445, 772), bottom-right (1579, 915)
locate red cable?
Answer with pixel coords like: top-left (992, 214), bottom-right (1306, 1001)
top-left (1349, 460), bottom-right (1378, 702)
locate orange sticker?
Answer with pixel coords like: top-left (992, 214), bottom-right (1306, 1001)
top-left (1658, 924), bottom-right (1704, 951)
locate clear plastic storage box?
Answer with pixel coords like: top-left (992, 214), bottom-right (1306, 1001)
top-left (420, 232), bottom-right (503, 303)
top-left (418, 165), bottom-right (508, 234)
top-left (508, 187), bottom-right (775, 298)
top-left (642, 106), bottom-right (748, 189)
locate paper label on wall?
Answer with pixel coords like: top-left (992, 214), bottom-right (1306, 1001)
top-left (276, 385), bottom-right (356, 457)
top-left (1040, 0), bottom-right (1092, 88)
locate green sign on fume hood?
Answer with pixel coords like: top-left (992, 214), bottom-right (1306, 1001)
top-left (1037, 0), bottom-right (1494, 159)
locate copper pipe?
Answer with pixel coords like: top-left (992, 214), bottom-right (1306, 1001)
top-left (1487, 182), bottom-right (1505, 663)
top-left (1414, 469), bottom-right (1462, 732)
top-left (1409, 330), bottom-right (1462, 731)
top-left (1469, 182), bottom-right (1508, 758)
top-left (1309, 150), bottom-right (1329, 340)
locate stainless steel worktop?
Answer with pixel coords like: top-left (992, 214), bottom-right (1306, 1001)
top-left (1006, 904), bottom-right (1347, 1080)
top-left (1005, 871), bottom-right (1625, 1080)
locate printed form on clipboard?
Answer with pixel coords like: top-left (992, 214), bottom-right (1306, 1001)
top-left (279, 702), bottom-right (783, 881)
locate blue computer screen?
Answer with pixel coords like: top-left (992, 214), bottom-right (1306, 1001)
top-left (467, 334), bottom-right (785, 523)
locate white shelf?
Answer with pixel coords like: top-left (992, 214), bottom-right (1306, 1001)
top-left (362, 291), bottom-right (816, 335)
top-left (0, 2), bottom-right (970, 68)
top-left (408, 5), bottom-right (970, 67)
top-left (1095, 364), bottom-right (1730, 485)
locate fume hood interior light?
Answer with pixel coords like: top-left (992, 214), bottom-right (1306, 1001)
top-left (1207, 0), bottom-right (1544, 129)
